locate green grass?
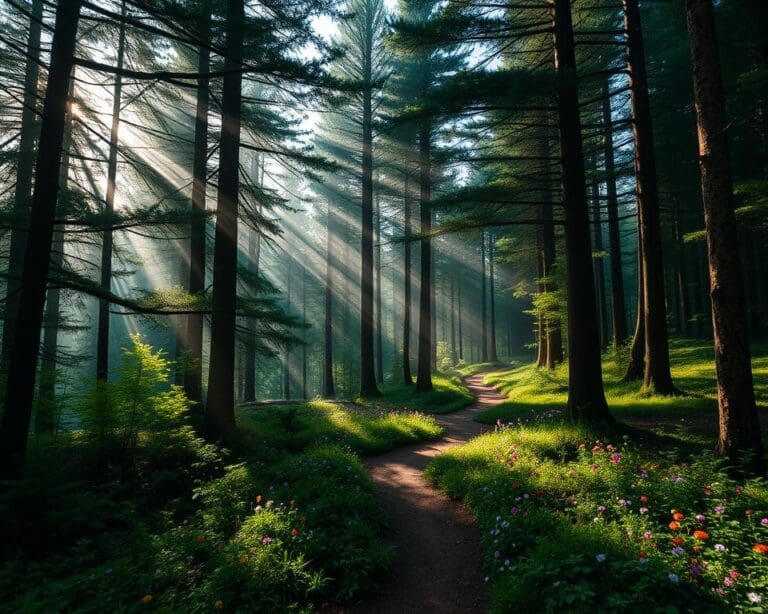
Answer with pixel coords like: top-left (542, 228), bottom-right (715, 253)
top-left (237, 399), bottom-right (443, 456)
top-left (427, 421), bottom-right (768, 612)
top-left (470, 338), bottom-right (768, 442)
top-left (357, 372), bottom-right (474, 414)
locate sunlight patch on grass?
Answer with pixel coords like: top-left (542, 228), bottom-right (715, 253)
top-left (359, 373), bottom-right (474, 414)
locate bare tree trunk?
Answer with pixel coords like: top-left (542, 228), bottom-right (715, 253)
top-left (96, 2), bottom-right (127, 382)
top-left (602, 81), bottom-right (628, 348)
top-left (685, 0), bottom-right (765, 475)
top-left (374, 188), bottom-right (384, 384)
top-left (323, 202), bottom-right (336, 398)
top-left (183, 0), bottom-right (212, 407)
top-left (1, 0), bottom-right (43, 370)
top-left (481, 231), bottom-right (488, 362)
top-left (625, 214), bottom-right (646, 381)
top-left (488, 233), bottom-right (498, 362)
top-left (283, 256), bottom-right (292, 401)
top-left (590, 165), bottom-right (608, 349)
top-left (204, 0), bottom-right (243, 437)
top-left (415, 125), bottom-right (433, 393)
top-left (552, 0), bottom-right (610, 422)
top-left (0, 0), bottom-right (83, 479)
top-left (535, 224), bottom-right (547, 368)
top-left (402, 173), bottom-right (413, 385)
top-left (243, 157), bottom-right (263, 403)
top-left (450, 273), bottom-right (457, 364)
top-left (624, 0), bottom-right (676, 394)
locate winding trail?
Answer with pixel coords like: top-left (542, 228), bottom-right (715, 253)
top-left (349, 374), bottom-right (506, 613)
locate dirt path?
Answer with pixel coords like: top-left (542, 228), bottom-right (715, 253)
top-left (346, 374), bottom-right (505, 614)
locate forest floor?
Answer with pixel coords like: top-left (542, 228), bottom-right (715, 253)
top-left (344, 374), bottom-right (501, 613)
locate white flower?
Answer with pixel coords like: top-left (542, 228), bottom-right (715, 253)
top-left (747, 593), bottom-right (762, 604)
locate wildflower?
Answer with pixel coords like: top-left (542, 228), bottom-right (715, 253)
top-left (693, 530), bottom-right (709, 541)
top-left (591, 464), bottom-right (599, 473)
top-left (214, 600), bottom-right (224, 610)
top-left (261, 536), bottom-right (272, 545)
top-left (141, 595), bottom-right (153, 604)
top-left (255, 505), bottom-right (263, 512)
top-left (611, 453), bottom-right (621, 464)
top-left (639, 551), bottom-right (647, 558)
top-left (704, 488), bottom-right (712, 496)
top-left (691, 565), bottom-right (702, 575)
top-left (715, 588), bottom-right (724, 596)
top-left (753, 543), bottom-right (768, 554)
top-left (668, 573), bottom-right (679, 583)
top-left (639, 507), bottom-right (648, 514)
top-left (735, 487), bottom-right (743, 495)
top-left (729, 570), bottom-right (740, 579)
top-left (695, 514), bottom-right (706, 523)
top-left (761, 518), bottom-right (768, 526)
top-left (292, 528), bottom-right (299, 536)
top-left (714, 544), bottom-right (726, 552)
top-left (669, 521), bottom-right (681, 531)
top-left (196, 534), bottom-right (206, 543)
top-left (714, 506), bottom-right (725, 514)
top-left (745, 509), bottom-right (754, 516)
top-left (747, 593), bottom-right (762, 604)
top-left (619, 499), bottom-right (630, 506)
top-left (724, 578), bottom-right (734, 587)
top-left (256, 495), bottom-right (262, 503)
top-left (595, 553), bottom-right (607, 563)
top-left (671, 537), bottom-right (684, 546)
top-left (640, 496), bottom-right (649, 504)
top-left (643, 531), bottom-right (653, 539)
top-left (672, 512), bottom-right (684, 521)
top-left (672, 546), bottom-right (685, 556)
top-left (598, 505), bottom-right (606, 513)
top-left (510, 507), bottom-right (519, 515)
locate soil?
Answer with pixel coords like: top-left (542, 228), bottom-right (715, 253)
top-left (338, 374), bottom-right (502, 614)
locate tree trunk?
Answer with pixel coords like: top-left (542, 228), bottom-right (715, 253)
top-left (37, 75), bottom-right (76, 435)
top-left (602, 80), bottom-right (628, 348)
top-left (624, 0), bottom-right (676, 394)
top-left (184, 0), bottom-right (212, 406)
top-left (685, 0), bottom-right (765, 475)
top-left (302, 267), bottom-right (308, 399)
top-left (481, 231), bottom-right (488, 362)
top-left (415, 125), bottom-right (433, 393)
top-left (1, 0), bottom-right (43, 370)
top-left (374, 187), bottom-right (384, 384)
top-left (536, 224), bottom-right (547, 368)
top-left (450, 272), bottom-right (457, 364)
top-left (488, 233), bottom-right (498, 363)
top-left (96, 2), bottom-right (127, 382)
top-left (204, 0), bottom-right (243, 437)
top-left (552, 0), bottom-right (611, 422)
top-left (0, 0), bottom-right (83, 479)
top-left (457, 270), bottom-right (464, 360)
top-left (323, 202), bottom-right (336, 398)
top-left (402, 173), bottom-right (413, 385)
top-left (590, 165), bottom-right (608, 349)
top-left (243, 156), bottom-right (262, 403)
top-left (283, 256), bottom-right (292, 400)
top-left (624, 214), bottom-right (646, 381)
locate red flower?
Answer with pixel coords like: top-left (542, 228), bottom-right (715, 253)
top-left (292, 528), bottom-right (299, 536)
top-left (671, 537), bottom-right (684, 546)
top-left (640, 496), bottom-right (649, 504)
top-left (753, 543), bottom-right (768, 554)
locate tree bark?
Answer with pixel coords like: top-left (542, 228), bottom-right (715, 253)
top-left (552, 0), bottom-right (611, 422)
top-left (402, 173), bottom-right (413, 385)
top-left (481, 231), bottom-right (488, 362)
top-left (374, 187), bottom-right (384, 383)
top-left (323, 202), bottom-right (336, 398)
top-left (243, 156), bottom-right (263, 403)
top-left (590, 165), bottom-right (608, 349)
top-left (359, 4), bottom-right (379, 398)
top-left (624, 214), bottom-right (646, 381)
top-left (1, 0), bottom-right (43, 370)
top-left (183, 0), bottom-right (212, 406)
top-left (602, 80), bottom-right (628, 348)
top-left (0, 0), bottom-right (83, 479)
top-left (415, 124), bottom-right (433, 393)
top-left (624, 0), bottom-right (677, 394)
top-left (488, 233), bottom-right (498, 362)
top-left (96, 2), bottom-right (127, 382)
top-left (204, 0), bottom-right (243, 437)
top-left (685, 0), bottom-right (765, 474)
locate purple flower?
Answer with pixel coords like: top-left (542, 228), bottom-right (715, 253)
top-left (714, 543), bottom-right (726, 552)
top-left (695, 514), bottom-right (706, 522)
top-left (672, 546), bottom-right (685, 556)
top-left (611, 453), bottom-right (621, 464)
top-left (510, 507), bottom-right (519, 515)
top-left (691, 565), bottom-right (702, 575)
top-left (494, 551), bottom-right (501, 559)
top-left (714, 506), bottom-right (725, 514)
top-left (261, 536), bottom-right (272, 545)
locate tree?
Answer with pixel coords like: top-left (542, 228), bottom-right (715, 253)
top-left (684, 0), bottom-right (765, 474)
top-left (552, 0), bottom-right (610, 422)
top-left (0, 0), bottom-right (84, 479)
top-left (204, 0), bottom-right (244, 437)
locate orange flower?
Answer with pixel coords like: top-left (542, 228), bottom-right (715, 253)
top-left (671, 537), bottom-right (684, 545)
top-left (196, 534), bottom-right (206, 543)
top-left (753, 543), bottom-right (768, 554)
top-left (693, 530), bottom-right (709, 540)
top-left (673, 512), bottom-right (684, 521)
top-left (639, 551), bottom-right (647, 558)
top-left (141, 595), bottom-right (153, 604)
top-left (669, 521), bottom-right (681, 531)
top-left (214, 600), bottom-right (224, 609)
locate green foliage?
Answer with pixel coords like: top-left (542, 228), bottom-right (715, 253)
top-left (427, 422), bottom-right (768, 612)
top-left (363, 373), bottom-right (474, 414)
top-left (238, 399), bottom-right (442, 456)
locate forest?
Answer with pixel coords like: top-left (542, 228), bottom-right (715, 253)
top-left (0, 0), bottom-right (767, 611)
